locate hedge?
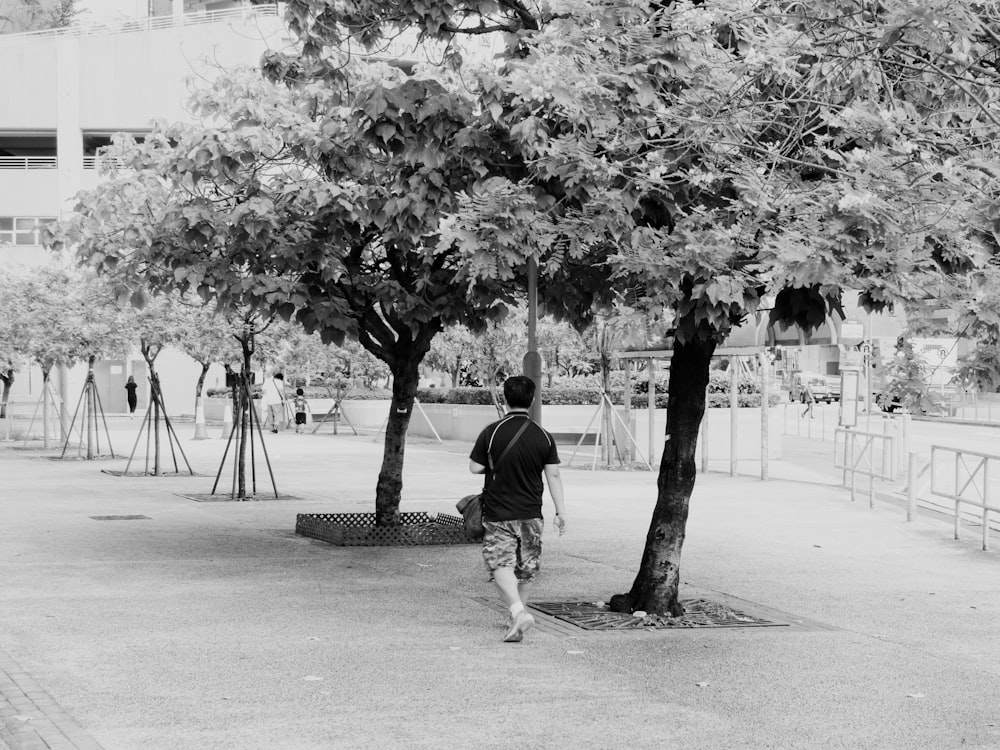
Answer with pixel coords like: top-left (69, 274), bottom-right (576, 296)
top-left (207, 385), bottom-right (394, 400)
top-left (415, 386), bottom-right (781, 408)
top-left (207, 383), bottom-right (781, 408)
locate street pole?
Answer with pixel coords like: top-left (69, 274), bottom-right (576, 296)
top-left (523, 257), bottom-right (542, 424)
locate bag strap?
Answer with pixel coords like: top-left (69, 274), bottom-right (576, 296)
top-left (487, 418), bottom-right (532, 479)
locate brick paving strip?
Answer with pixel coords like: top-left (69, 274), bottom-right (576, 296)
top-left (0, 647), bottom-right (105, 750)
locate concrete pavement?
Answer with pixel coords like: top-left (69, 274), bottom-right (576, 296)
top-left (1, 419), bottom-right (999, 749)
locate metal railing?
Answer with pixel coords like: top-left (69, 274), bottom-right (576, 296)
top-left (82, 156), bottom-right (130, 170)
top-left (929, 445), bottom-right (1000, 551)
top-left (0, 4), bottom-right (279, 42)
top-left (0, 156), bottom-right (57, 169)
top-left (834, 426), bottom-right (896, 507)
top-left (939, 391), bottom-right (1000, 424)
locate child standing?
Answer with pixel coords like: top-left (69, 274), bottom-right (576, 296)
top-left (293, 388), bottom-right (310, 433)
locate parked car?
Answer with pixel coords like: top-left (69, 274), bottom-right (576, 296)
top-left (824, 375), bottom-right (841, 402)
top-left (789, 372), bottom-right (836, 404)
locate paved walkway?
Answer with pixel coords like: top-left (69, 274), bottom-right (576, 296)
top-left (1, 419), bottom-right (999, 749)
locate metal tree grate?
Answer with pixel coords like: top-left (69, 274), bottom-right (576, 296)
top-left (529, 599), bottom-right (788, 630)
top-left (89, 515), bottom-right (151, 521)
top-left (295, 512), bottom-right (474, 546)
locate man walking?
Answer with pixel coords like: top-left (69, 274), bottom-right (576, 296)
top-left (801, 379), bottom-right (816, 419)
top-left (469, 376), bottom-right (566, 643)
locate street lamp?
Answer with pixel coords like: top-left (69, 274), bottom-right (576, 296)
top-left (522, 257), bottom-right (542, 423)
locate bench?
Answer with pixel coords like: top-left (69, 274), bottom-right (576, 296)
top-left (549, 430), bottom-right (600, 446)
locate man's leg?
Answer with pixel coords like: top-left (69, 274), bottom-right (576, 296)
top-left (494, 568), bottom-right (534, 643)
top-left (493, 566), bottom-right (522, 610)
top-left (517, 580), bottom-right (531, 607)
top-left (483, 522), bottom-right (535, 643)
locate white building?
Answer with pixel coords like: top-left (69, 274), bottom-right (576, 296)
top-left (0, 0), bottom-right (288, 418)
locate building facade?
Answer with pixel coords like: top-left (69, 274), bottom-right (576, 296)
top-left (0, 0), bottom-right (288, 417)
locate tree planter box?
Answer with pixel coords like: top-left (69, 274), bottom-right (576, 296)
top-left (295, 512), bottom-right (475, 546)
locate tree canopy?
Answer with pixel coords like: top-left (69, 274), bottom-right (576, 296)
top-left (269, 0), bottom-right (1000, 612)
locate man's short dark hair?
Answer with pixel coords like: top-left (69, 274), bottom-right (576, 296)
top-left (275, 373), bottom-right (284, 380)
top-left (503, 376), bottom-right (535, 409)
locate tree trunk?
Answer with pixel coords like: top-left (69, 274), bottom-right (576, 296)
top-left (142, 345), bottom-right (161, 476)
top-left (625, 336), bottom-right (716, 616)
top-left (86, 355), bottom-right (97, 460)
top-left (194, 363), bottom-right (209, 407)
top-left (0, 368), bottom-right (12, 419)
top-left (193, 362), bottom-right (210, 439)
top-left (600, 352), bottom-right (612, 467)
top-left (374, 354), bottom-right (421, 525)
top-left (41, 367), bottom-right (51, 448)
top-left (236, 340), bottom-right (253, 499)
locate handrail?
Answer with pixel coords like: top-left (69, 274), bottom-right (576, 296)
top-left (0, 4), bottom-right (279, 42)
top-left (929, 444), bottom-right (1000, 550)
top-left (0, 156), bottom-right (57, 169)
top-left (83, 156), bottom-right (132, 170)
top-left (834, 426), bottom-right (895, 508)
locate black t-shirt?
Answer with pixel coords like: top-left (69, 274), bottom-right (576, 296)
top-left (470, 413), bottom-right (560, 522)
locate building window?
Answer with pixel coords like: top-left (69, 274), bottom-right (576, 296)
top-left (0, 217), bottom-right (55, 246)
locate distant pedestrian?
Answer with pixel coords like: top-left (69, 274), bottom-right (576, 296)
top-left (469, 376), bottom-right (566, 644)
top-left (125, 375), bottom-right (138, 419)
top-left (293, 388), bottom-right (310, 434)
top-left (801, 381), bottom-right (815, 419)
top-left (263, 372), bottom-right (287, 433)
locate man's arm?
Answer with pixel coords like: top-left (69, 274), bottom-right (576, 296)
top-left (543, 464), bottom-right (567, 535)
top-left (469, 460), bottom-right (487, 475)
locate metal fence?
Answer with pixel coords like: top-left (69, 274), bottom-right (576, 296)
top-left (927, 445), bottom-right (1000, 551)
top-left (834, 427), bottom-right (896, 507)
top-left (1, 4), bottom-right (280, 41)
top-left (0, 157), bottom-right (57, 170)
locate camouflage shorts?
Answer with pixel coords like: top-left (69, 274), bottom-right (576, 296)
top-left (482, 519), bottom-right (544, 582)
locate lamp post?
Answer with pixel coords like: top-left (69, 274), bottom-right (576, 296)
top-left (522, 257), bottom-right (542, 423)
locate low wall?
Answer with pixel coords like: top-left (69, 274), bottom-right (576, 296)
top-left (203, 398), bottom-right (394, 429)
top-left (199, 398), bottom-right (781, 462)
top-left (203, 398), bottom-right (263, 422)
top-left (407, 403), bottom-right (782, 462)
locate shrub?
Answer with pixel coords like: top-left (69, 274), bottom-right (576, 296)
top-left (206, 386), bottom-right (262, 399)
top-left (706, 392), bottom-right (784, 408)
top-left (543, 386), bottom-right (604, 405)
top-left (412, 385), bottom-right (780, 408)
top-left (707, 369), bottom-right (762, 395)
top-left (342, 387), bottom-right (393, 401)
top-left (417, 387), bottom-right (494, 405)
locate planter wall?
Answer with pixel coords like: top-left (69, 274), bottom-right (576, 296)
top-left (200, 397), bottom-right (780, 462)
top-left (406, 403), bottom-right (782, 461)
top-left (203, 398), bottom-right (264, 422)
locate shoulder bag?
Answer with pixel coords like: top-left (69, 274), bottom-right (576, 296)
top-left (457, 419), bottom-right (532, 541)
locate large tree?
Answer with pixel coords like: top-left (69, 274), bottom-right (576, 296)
top-left (52, 53), bottom-right (614, 521)
top-left (266, 0), bottom-right (1000, 614)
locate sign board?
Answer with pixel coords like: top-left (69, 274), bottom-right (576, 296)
top-left (839, 368), bottom-right (860, 427)
top-left (841, 350), bottom-right (863, 368)
top-left (911, 337), bottom-right (958, 387)
top-left (840, 321), bottom-right (864, 341)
